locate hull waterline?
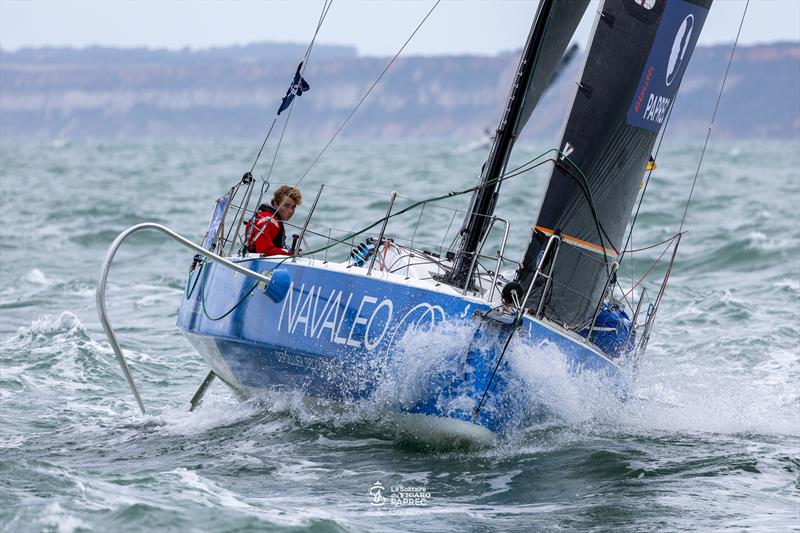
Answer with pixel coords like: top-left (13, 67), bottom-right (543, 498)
top-left (177, 256), bottom-right (628, 442)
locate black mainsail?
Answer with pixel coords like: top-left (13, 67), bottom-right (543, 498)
top-left (447, 0), bottom-right (590, 287)
top-left (517, 0), bottom-right (712, 328)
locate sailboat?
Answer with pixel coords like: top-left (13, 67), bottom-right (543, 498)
top-left (98, 0), bottom-right (713, 444)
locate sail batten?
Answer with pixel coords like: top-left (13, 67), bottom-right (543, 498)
top-left (518, 0), bottom-right (712, 328)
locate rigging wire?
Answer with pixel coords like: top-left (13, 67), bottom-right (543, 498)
top-left (238, 149), bottom-right (579, 263)
top-left (618, 234), bottom-right (680, 299)
top-left (619, 1), bottom-right (749, 306)
top-left (263, 0), bottom-right (334, 184)
top-left (617, 103), bottom-right (678, 310)
top-left (240, 0), bottom-right (333, 251)
top-left (236, 145), bottom-right (612, 300)
top-left (248, 0), bottom-right (333, 175)
top-left (297, 151), bottom-right (557, 257)
top-left (631, 2), bottom-right (751, 348)
top-left (241, 1), bottom-right (440, 256)
top-left (621, 102), bottom-right (678, 260)
top-left (290, 0), bottom-right (441, 189)
top-left (680, 1), bottom-right (749, 233)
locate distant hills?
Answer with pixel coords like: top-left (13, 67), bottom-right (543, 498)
top-left (1, 41), bottom-right (798, 141)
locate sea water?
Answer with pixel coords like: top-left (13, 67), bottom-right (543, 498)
top-left (0, 139), bottom-right (798, 531)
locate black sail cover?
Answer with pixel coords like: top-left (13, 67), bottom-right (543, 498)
top-left (517, 0), bottom-right (711, 328)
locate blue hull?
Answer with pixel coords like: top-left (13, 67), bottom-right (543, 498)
top-left (177, 258), bottom-right (627, 438)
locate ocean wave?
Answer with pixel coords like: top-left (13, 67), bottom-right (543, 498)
top-left (22, 268), bottom-right (51, 285)
top-left (680, 231), bottom-right (799, 273)
top-left (1, 318), bottom-right (89, 398)
top-left (153, 312), bottom-right (798, 450)
top-left (0, 312), bottom-right (146, 402)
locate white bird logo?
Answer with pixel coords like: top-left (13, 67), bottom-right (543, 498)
top-left (666, 14), bottom-right (694, 86)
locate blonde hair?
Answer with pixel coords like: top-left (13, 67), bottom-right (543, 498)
top-left (272, 185), bottom-right (303, 206)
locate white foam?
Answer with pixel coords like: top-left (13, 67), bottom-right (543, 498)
top-left (10, 311), bottom-right (83, 339)
top-left (386, 317), bottom-right (800, 440)
top-left (165, 314), bottom-right (798, 446)
top-left (153, 397), bottom-right (260, 436)
top-left (38, 502), bottom-right (90, 533)
top-left (23, 268), bottom-right (50, 285)
top-left (620, 358), bottom-right (800, 437)
top-left (744, 230), bottom-right (794, 252)
top-left (380, 319), bottom-right (476, 412)
top-left (171, 467), bottom-right (336, 525)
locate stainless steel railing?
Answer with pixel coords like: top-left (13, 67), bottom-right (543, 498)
top-left (96, 222), bottom-right (277, 415)
top-left (201, 181), bottom-right (512, 301)
top-left (518, 234), bottom-right (562, 317)
top-left (462, 216), bottom-right (510, 298)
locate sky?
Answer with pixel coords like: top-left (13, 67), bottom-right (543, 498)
top-left (1, 0), bottom-right (798, 56)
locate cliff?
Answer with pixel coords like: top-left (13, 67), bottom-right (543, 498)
top-left (1, 42), bottom-right (797, 140)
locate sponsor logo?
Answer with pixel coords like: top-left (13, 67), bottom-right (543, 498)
top-left (627, 0), bottom-right (708, 133)
top-left (666, 14), bottom-right (694, 86)
top-left (275, 352), bottom-right (323, 370)
top-left (633, 66), bottom-right (655, 113)
top-left (633, 0), bottom-right (656, 9)
top-left (369, 481), bottom-right (386, 507)
top-left (642, 93), bottom-right (670, 125)
top-left (369, 480), bottom-right (432, 510)
top-left (278, 281), bottom-right (444, 352)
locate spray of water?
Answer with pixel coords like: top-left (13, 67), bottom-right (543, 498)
top-left (3, 312), bottom-right (795, 453)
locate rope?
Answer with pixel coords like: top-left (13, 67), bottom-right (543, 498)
top-left (248, 0), bottom-right (334, 175)
top-left (474, 317), bottom-right (521, 415)
top-left (623, 232), bottom-right (683, 254)
top-left (618, 234), bottom-right (681, 300)
top-left (262, 0), bottom-right (333, 184)
top-left (680, 1), bottom-right (749, 233)
top-left (242, 1), bottom-right (440, 256)
top-left (557, 155), bottom-right (614, 269)
top-left (184, 262), bottom-right (204, 299)
top-left (290, 0), bottom-right (441, 188)
top-left (201, 274), bottom-right (260, 321)
top-left (228, 147), bottom-right (611, 315)
top-left (498, 148), bottom-right (614, 271)
top-left (219, 146), bottom-right (642, 313)
top-left (185, 256), bottom-right (293, 321)
top-left (297, 150), bottom-right (558, 257)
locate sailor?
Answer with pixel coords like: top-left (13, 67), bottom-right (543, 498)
top-left (246, 185), bottom-right (303, 256)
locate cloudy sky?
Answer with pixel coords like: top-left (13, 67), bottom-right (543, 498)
top-left (1, 0), bottom-right (798, 56)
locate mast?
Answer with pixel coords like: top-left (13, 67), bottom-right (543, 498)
top-left (447, 0), bottom-right (553, 288)
top-left (447, 0), bottom-right (587, 288)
